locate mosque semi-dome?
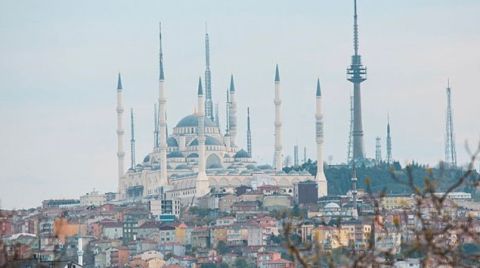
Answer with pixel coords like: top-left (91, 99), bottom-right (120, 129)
top-left (189, 136), bottom-right (223, 146)
top-left (167, 137), bottom-right (178, 147)
top-left (175, 114), bottom-right (216, 128)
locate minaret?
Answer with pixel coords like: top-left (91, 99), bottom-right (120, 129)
top-left (375, 137), bottom-right (382, 163)
top-left (158, 23), bottom-right (168, 184)
top-left (215, 103), bottom-right (220, 127)
top-left (229, 75), bottom-right (237, 147)
top-left (347, 0), bottom-right (367, 162)
top-left (224, 88), bottom-right (231, 150)
top-left (247, 107), bottom-right (252, 157)
top-left (77, 237), bottom-right (83, 266)
top-left (445, 80), bottom-right (457, 167)
top-left (196, 77), bottom-right (210, 196)
top-left (154, 103), bottom-right (159, 149)
top-left (274, 65), bottom-right (283, 172)
top-left (130, 108), bottom-right (136, 169)
top-left (204, 29), bottom-right (214, 122)
top-left (351, 164), bottom-right (359, 219)
top-left (315, 79), bottom-right (328, 197)
top-left (116, 73), bottom-right (125, 179)
top-left (225, 88), bottom-right (231, 134)
top-left (294, 145), bottom-right (299, 167)
top-left (386, 116), bottom-right (392, 164)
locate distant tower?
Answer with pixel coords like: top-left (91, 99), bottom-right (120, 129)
top-left (303, 147), bottom-right (307, 164)
top-left (229, 75), bottom-right (237, 147)
top-left (375, 137), bottom-right (382, 163)
top-left (116, 73), bottom-right (125, 179)
top-left (247, 107), bottom-right (252, 157)
top-left (347, 95), bottom-right (354, 164)
top-left (445, 80), bottom-right (457, 167)
top-left (130, 108), bottom-right (136, 169)
top-left (386, 116), bottom-right (392, 164)
top-left (294, 145), bottom-right (299, 167)
top-left (158, 23), bottom-right (168, 184)
top-left (196, 77), bottom-right (210, 196)
top-left (204, 29), bottom-right (214, 122)
top-left (315, 79), bottom-right (328, 197)
top-left (351, 164), bottom-right (359, 219)
top-left (347, 0), bottom-right (367, 162)
top-left (274, 65), bottom-right (283, 172)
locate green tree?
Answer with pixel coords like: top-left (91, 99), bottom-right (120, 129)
top-left (217, 240), bottom-right (229, 255)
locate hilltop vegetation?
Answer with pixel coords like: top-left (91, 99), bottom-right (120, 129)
top-left (284, 160), bottom-right (480, 198)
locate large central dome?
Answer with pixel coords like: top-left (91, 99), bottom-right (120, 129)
top-left (175, 114), bottom-right (216, 128)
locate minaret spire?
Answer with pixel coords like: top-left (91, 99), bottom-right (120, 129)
top-left (315, 78), bottom-right (328, 197)
top-left (130, 108), bottom-right (136, 169)
top-left (158, 22), bottom-right (168, 184)
top-left (196, 77), bottom-right (210, 196)
top-left (204, 27), bottom-right (214, 122)
top-left (247, 107), bottom-right (252, 157)
top-left (159, 22), bottom-right (165, 80)
top-left (115, 73), bottom-right (125, 185)
top-left (229, 75), bottom-right (237, 147)
top-left (347, 0), bottom-right (367, 162)
top-left (273, 64), bottom-right (283, 172)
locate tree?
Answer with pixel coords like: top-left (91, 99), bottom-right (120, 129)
top-left (217, 241), bottom-right (229, 255)
top-left (281, 142), bottom-right (480, 267)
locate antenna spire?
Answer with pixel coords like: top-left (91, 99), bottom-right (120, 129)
top-left (354, 0), bottom-right (359, 56)
top-left (445, 80), bottom-right (457, 167)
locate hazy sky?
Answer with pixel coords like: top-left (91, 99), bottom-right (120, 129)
top-left (1, 0), bottom-right (479, 209)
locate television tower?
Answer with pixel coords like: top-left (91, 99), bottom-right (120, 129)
top-left (347, 0), bottom-right (367, 162)
top-left (445, 80), bottom-right (457, 167)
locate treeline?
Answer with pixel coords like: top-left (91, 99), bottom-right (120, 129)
top-left (284, 160), bottom-right (479, 197)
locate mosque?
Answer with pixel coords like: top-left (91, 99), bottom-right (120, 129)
top-left (115, 25), bottom-right (328, 205)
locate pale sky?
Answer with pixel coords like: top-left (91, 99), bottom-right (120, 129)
top-left (1, 0), bottom-right (479, 209)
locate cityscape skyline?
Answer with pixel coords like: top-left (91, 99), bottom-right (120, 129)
top-left (1, 0), bottom-right (479, 209)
